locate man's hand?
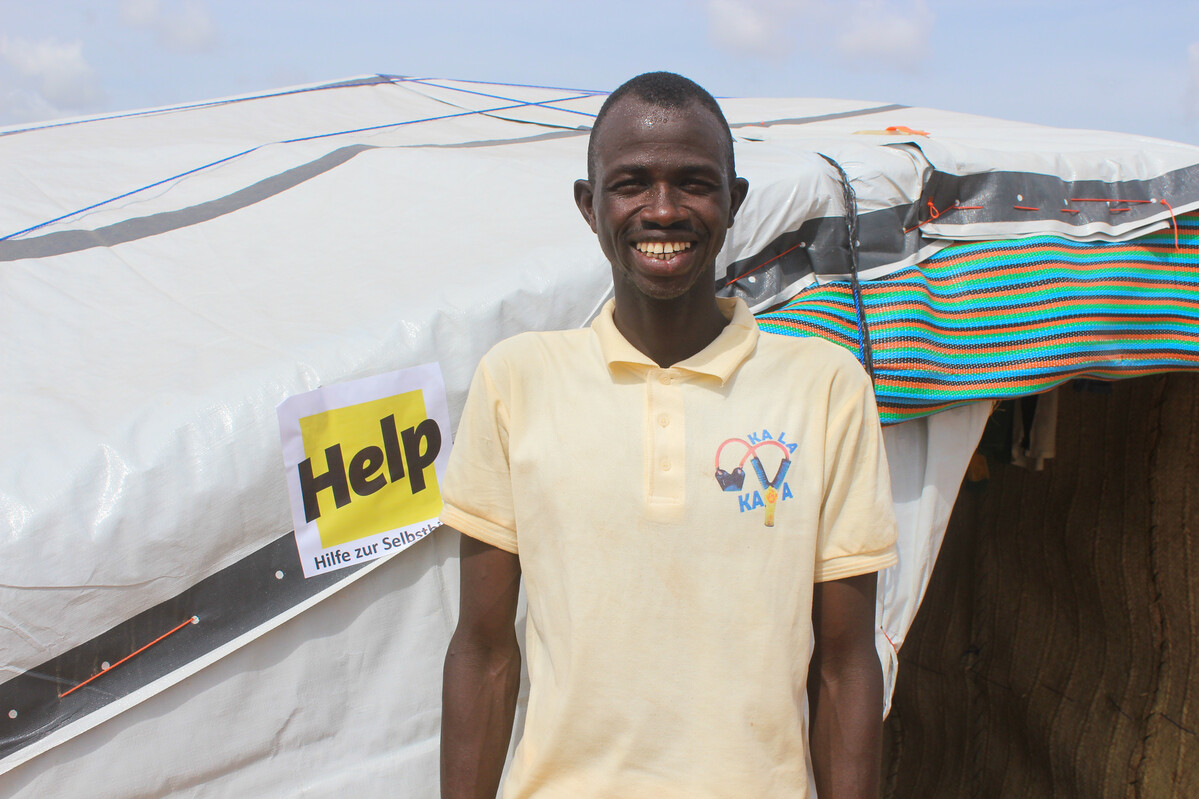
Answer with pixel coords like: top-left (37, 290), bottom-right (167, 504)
top-left (807, 572), bottom-right (884, 799)
top-left (441, 529), bottom-right (523, 799)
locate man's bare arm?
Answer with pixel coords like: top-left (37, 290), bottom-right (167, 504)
top-left (441, 529), bottom-right (523, 799)
top-left (807, 572), bottom-right (884, 799)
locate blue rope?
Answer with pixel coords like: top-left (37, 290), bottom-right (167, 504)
top-left (389, 74), bottom-right (607, 96)
top-left (2, 93), bottom-right (594, 241)
top-left (405, 78), bottom-right (598, 120)
top-left (0, 77), bottom-right (398, 137)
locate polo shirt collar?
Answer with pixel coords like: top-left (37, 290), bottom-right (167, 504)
top-left (591, 297), bottom-right (759, 385)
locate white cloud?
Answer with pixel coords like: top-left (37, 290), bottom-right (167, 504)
top-left (0, 36), bottom-right (104, 121)
top-left (1187, 42), bottom-right (1199, 120)
top-left (120, 0), bottom-right (217, 53)
top-left (120, 0), bottom-right (161, 28)
top-left (835, 0), bottom-right (934, 71)
top-left (707, 0), bottom-right (827, 61)
top-left (706, 0), bottom-right (933, 71)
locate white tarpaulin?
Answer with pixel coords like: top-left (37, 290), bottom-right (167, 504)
top-left (3, 75), bottom-right (1199, 795)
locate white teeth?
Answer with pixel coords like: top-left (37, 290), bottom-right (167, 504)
top-left (635, 241), bottom-right (692, 259)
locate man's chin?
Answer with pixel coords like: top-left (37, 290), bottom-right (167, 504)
top-left (617, 272), bottom-right (711, 304)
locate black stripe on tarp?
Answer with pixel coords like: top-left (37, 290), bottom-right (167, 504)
top-left (717, 204), bottom-right (924, 306)
top-left (912, 164), bottom-right (1199, 230)
top-left (0, 145), bottom-right (374, 262)
top-left (0, 529), bottom-right (371, 764)
top-left (728, 103), bottom-right (910, 131)
top-left (0, 126), bottom-right (593, 263)
top-left (716, 164), bottom-right (1199, 307)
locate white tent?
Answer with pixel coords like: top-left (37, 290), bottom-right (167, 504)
top-left (3, 75), bottom-right (1198, 796)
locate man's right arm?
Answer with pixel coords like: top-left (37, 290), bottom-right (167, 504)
top-left (441, 528), bottom-right (523, 799)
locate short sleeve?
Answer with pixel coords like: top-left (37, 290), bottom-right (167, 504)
top-left (439, 353), bottom-right (520, 554)
top-left (813, 369), bottom-right (898, 582)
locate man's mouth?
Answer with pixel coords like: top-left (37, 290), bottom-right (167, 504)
top-left (633, 241), bottom-right (694, 261)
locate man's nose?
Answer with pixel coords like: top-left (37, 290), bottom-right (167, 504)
top-left (642, 183), bottom-right (686, 226)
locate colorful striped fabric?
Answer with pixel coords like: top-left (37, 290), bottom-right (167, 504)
top-left (757, 213), bottom-right (1199, 425)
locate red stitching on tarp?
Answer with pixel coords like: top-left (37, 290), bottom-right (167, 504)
top-left (724, 241), bottom-right (806, 287)
top-left (58, 616), bottom-right (198, 699)
top-left (1069, 197), bottom-right (1153, 204)
top-left (1013, 205), bottom-right (1041, 211)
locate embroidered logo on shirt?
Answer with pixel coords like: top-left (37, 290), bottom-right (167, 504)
top-left (714, 430), bottom-right (796, 527)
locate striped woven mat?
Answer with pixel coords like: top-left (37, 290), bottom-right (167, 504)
top-left (757, 212), bottom-right (1199, 425)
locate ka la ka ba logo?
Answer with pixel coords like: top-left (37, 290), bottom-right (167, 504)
top-left (714, 430), bottom-right (796, 527)
top-left (296, 390), bottom-right (442, 550)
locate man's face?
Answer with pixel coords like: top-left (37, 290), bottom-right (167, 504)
top-left (574, 98), bottom-right (748, 303)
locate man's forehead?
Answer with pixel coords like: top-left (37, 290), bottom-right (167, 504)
top-left (606, 97), bottom-right (679, 125)
top-left (599, 96), bottom-right (720, 137)
top-left (592, 98), bottom-right (729, 167)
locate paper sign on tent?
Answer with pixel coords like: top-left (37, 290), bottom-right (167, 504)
top-left (278, 363), bottom-right (451, 577)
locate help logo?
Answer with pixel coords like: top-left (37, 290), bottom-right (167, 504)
top-left (296, 390), bottom-right (442, 550)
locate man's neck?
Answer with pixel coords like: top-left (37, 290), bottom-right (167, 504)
top-left (611, 289), bottom-right (730, 368)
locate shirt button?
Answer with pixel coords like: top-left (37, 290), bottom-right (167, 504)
top-left (661, 459), bottom-right (671, 471)
top-left (658, 372), bottom-right (672, 385)
top-left (657, 414), bottom-right (670, 428)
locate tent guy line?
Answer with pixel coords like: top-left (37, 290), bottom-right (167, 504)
top-left (0, 145), bottom-right (370, 261)
top-left (0, 73), bottom-right (605, 139)
top-left (0, 76), bottom-right (397, 138)
top-left (405, 78), bottom-right (601, 121)
top-left (0, 94), bottom-right (594, 243)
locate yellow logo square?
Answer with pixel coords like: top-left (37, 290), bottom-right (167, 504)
top-left (296, 389), bottom-right (443, 549)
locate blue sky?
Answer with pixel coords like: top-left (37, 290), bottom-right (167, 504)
top-left (2, 0), bottom-right (1198, 143)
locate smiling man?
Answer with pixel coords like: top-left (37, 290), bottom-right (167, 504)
top-left (439, 72), bottom-right (898, 799)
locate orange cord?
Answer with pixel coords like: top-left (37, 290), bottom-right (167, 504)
top-left (904, 200), bottom-right (983, 233)
top-left (59, 616), bottom-right (198, 699)
top-left (1013, 205), bottom-right (1041, 211)
top-left (724, 241), bottom-right (807, 287)
top-left (1160, 199), bottom-right (1180, 249)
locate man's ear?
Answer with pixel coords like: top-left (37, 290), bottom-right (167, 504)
top-left (574, 179), bottom-right (597, 233)
top-left (728, 177), bottom-right (749, 227)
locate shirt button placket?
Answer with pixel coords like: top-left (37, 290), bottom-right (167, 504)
top-left (646, 368), bottom-right (685, 504)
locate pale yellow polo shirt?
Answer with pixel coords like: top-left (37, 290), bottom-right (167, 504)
top-left (441, 297), bottom-right (898, 799)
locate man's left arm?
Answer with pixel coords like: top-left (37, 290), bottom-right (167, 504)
top-left (807, 571), bottom-right (883, 799)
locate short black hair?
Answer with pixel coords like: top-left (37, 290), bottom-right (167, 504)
top-left (586, 72), bottom-right (736, 182)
